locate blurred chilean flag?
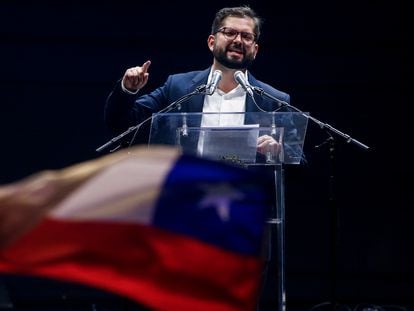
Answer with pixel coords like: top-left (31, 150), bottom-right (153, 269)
top-left (0, 146), bottom-right (273, 311)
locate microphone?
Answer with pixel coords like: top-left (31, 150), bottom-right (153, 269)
top-left (207, 70), bottom-right (222, 95)
top-left (234, 70), bottom-right (254, 98)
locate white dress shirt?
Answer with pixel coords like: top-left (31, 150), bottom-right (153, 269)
top-left (201, 70), bottom-right (248, 127)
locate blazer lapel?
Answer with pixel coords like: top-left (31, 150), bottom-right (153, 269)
top-left (244, 72), bottom-right (265, 124)
top-left (186, 68), bottom-right (210, 113)
top-left (246, 72), bottom-right (264, 113)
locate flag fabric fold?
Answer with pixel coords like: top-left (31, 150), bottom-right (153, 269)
top-left (0, 146), bottom-right (273, 311)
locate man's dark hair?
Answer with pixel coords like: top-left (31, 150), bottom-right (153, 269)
top-left (211, 5), bottom-right (263, 41)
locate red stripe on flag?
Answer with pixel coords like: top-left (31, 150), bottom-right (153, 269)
top-left (0, 219), bottom-right (263, 311)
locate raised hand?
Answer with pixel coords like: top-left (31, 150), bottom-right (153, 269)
top-left (122, 60), bottom-right (151, 92)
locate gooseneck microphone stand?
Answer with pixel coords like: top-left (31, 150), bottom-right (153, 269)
top-left (252, 86), bottom-right (370, 311)
top-left (252, 86), bottom-right (369, 151)
top-left (96, 84), bottom-right (207, 153)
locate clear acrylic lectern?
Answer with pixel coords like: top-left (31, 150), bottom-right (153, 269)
top-left (148, 112), bottom-right (308, 311)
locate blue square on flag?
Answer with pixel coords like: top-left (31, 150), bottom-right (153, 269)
top-left (153, 154), bottom-right (274, 257)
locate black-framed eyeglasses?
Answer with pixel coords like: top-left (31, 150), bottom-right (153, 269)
top-left (215, 27), bottom-right (256, 44)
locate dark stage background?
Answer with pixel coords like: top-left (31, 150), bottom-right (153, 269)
top-left (0, 1), bottom-right (411, 310)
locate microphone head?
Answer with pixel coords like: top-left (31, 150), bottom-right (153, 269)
top-left (214, 69), bottom-right (223, 76)
top-left (207, 69), bottom-right (222, 95)
top-left (233, 70), bottom-right (243, 81)
top-left (233, 70), bottom-right (253, 97)
top-left (211, 69), bottom-right (222, 84)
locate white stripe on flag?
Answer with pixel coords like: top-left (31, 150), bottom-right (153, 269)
top-left (49, 148), bottom-right (179, 223)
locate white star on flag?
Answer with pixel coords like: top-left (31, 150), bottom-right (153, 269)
top-left (198, 183), bottom-right (245, 222)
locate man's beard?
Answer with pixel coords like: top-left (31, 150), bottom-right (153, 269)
top-left (213, 45), bottom-right (255, 70)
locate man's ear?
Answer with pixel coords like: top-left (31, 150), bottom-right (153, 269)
top-left (207, 35), bottom-right (215, 52)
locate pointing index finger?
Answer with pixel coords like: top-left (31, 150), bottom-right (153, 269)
top-left (142, 60), bottom-right (151, 72)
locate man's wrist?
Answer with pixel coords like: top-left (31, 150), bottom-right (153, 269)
top-left (121, 80), bottom-right (139, 95)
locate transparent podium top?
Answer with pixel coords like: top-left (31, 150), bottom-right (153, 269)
top-left (149, 112), bottom-right (308, 165)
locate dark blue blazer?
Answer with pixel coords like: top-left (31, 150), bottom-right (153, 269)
top-left (105, 67), bottom-right (291, 134)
